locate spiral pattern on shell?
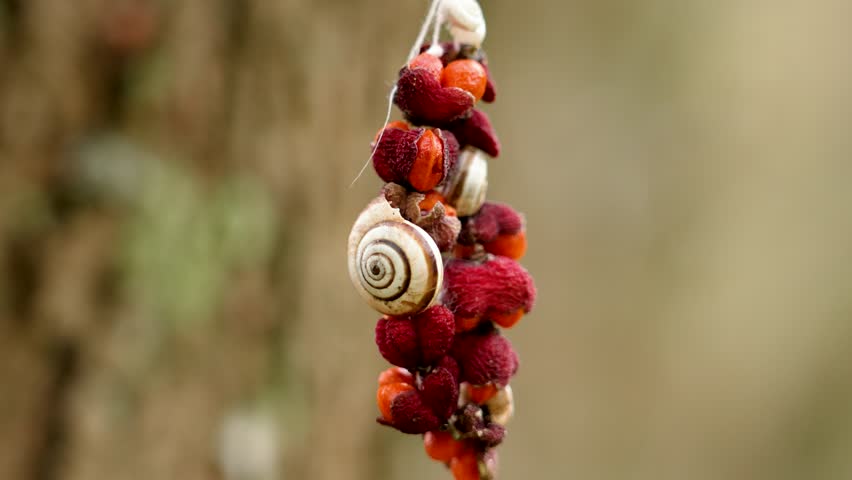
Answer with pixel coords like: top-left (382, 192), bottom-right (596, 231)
top-left (348, 196), bottom-right (443, 316)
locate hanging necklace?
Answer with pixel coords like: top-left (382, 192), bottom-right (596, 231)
top-left (347, 2), bottom-right (536, 478)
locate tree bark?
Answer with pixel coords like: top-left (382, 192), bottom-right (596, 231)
top-left (0, 1), bottom-right (412, 479)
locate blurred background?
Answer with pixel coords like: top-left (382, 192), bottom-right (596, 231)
top-left (1, 0), bottom-right (851, 479)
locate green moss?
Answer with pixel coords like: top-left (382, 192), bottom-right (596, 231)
top-left (123, 160), bottom-right (279, 327)
top-left (77, 134), bottom-right (280, 330)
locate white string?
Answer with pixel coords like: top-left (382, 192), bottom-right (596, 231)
top-left (430, 0), bottom-right (444, 49)
top-left (349, 0), bottom-right (444, 188)
top-left (348, 84), bottom-right (398, 188)
top-left (408, 0), bottom-right (443, 63)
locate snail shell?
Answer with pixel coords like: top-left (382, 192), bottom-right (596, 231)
top-left (439, 0), bottom-right (487, 48)
top-left (439, 147), bottom-right (488, 217)
top-left (348, 196), bottom-right (444, 316)
top-left (485, 384), bottom-right (514, 426)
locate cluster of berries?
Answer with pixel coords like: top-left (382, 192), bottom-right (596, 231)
top-left (350, 42), bottom-right (536, 480)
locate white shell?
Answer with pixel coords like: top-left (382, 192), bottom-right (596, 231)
top-left (348, 196), bottom-right (443, 316)
top-left (485, 385), bottom-right (514, 426)
top-left (440, 147), bottom-right (488, 217)
top-left (439, 0), bottom-right (487, 48)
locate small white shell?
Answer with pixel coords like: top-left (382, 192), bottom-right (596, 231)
top-left (485, 385), bottom-right (514, 426)
top-left (348, 196), bottom-right (443, 316)
top-left (439, 0), bottom-right (487, 48)
top-left (440, 147), bottom-right (488, 217)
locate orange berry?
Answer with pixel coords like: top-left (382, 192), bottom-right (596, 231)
top-left (424, 430), bottom-right (464, 462)
top-left (419, 191), bottom-right (457, 216)
top-left (453, 243), bottom-right (478, 259)
top-left (450, 448), bottom-right (480, 480)
top-left (483, 231), bottom-right (528, 260)
top-left (377, 382), bottom-right (415, 422)
top-left (441, 59), bottom-right (488, 101)
top-left (378, 366), bottom-right (414, 387)
top-left (386, 120), bottom-right (410, 131)
top-left (409, 52), bottom-right (444, 81)
top-left (466, 383), bottom-right (499, 405)
top-left (419, 191), bottom-right (445, 211)
top-left (373, 120), bottom-right (409, 143)
top-left (455, 315), bottom-right (482, 333)
top-left (408, 129), bottom-right (445, 192)
top-left (490, 307), bottom-right (525, 329)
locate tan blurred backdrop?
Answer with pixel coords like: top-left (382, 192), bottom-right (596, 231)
top-left (1, 0), bottom-right (851, 479)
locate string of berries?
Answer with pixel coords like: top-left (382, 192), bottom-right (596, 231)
top-left (348, 3), bottom-right (536, 478)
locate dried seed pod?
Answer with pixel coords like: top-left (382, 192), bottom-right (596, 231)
top-left (348, 196), bottom-right (443, 315)
top-left (377, 381), bottom-right (415, 423)
top-left (449, 109), bottom-right (501, 157)
top-left (440, 148), bottom-right (488, 217)
top-left (443, 256), bottom-right (536, 330)
top-left (417, 202), bottom-right (462, 252)
top-left (377, 356), bottom-right (461, 434)
top-left (375, 305), bottom-right (455, 369)
top-left (459, 201), bottom-right (528, 260)
top-left (395, 67), bottom-right (475, 126)
top-left (459, 202), bottom-right (524, 245)
top-left (419, 356), bottom-right (462, 420)
top-left (372, 126), bottom-right (459, 193)
top-left (482, 65), bottom-right (498, 103)
top-left (418, 41), bottom-right (497, 103)
top-left (419, 191), bottom-right (457, 217)
top-left (451, 328), bottom-right (519, 387)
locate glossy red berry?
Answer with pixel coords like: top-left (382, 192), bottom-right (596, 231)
top-left (424, 430), bottom-right (464, 462)
top-left (450, 447), bottom-right (480, 480)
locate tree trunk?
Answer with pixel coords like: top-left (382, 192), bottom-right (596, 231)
top-left (0, 1), bottom-right (412, 479)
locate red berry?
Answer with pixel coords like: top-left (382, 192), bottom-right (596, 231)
top-left (450, 447), bottom-right (480, 480)
top-left (409, 52), bottom-right (444, 81)
top-left (377, 382), bottom-right (414, 422)
top-left (423, 430), bottom-right (463, 462)
top-left (376, 367), bottom-right (415, 422)
top-left (378, 367), bottom-right (414, 387)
